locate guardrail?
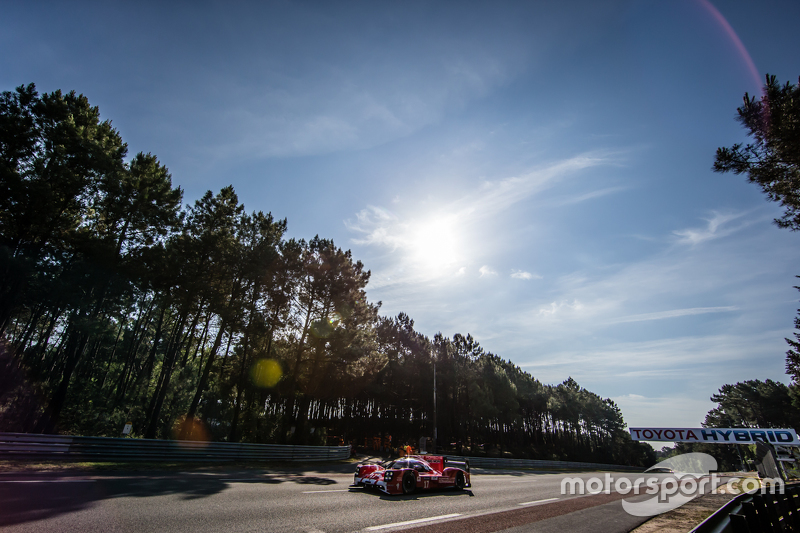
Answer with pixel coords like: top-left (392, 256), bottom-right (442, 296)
top-left (443, 455), bottom-right (643, 472)
top-left (0, 432), bottom-right (643, 470)
top-left (0, 432), bottom-right (350, 462)
top-left (690, 483), bottom-right (800, 532)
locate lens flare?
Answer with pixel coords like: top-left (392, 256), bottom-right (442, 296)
top-left (251, 358), bottom-right (282, 387)
top-left (172, 416), bottom-right (210, 445)
top-left (697, 0), bottom-right (762, 94)
top-left (310, 313), bottom-right (343, 338)
top-left (310, 319), bottom-right (334, 338)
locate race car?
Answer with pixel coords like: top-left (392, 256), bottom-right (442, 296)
top-left (353, 455), bottom-right (471, 495)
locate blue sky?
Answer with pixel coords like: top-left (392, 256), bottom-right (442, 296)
top-left (3, 0), bottom-right (800, 429)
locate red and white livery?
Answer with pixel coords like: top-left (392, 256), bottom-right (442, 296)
top-left (353, 455), bottom-right (471, 495)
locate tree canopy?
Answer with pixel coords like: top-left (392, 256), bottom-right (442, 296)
top-left (714, 74), bottom-right (800, 230)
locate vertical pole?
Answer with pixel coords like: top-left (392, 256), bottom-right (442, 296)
top-left (433, 354), bottom-right (437, 453)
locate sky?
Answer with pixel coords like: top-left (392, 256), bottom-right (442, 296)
top-left (2, 0), bottom-right (800, 431)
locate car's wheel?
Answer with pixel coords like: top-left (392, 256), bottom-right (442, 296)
top-left (455, 472), bottom-right (466, 490)
top-left (402, 472), bottom-right (416, 494)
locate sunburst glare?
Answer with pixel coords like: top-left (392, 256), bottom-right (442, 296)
top-left (405, 215), bottom-right (462, 274)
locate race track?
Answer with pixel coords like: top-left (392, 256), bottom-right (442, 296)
top-left (0, 464), bottom-right (676, 533)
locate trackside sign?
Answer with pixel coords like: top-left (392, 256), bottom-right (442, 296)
top-left (629, 428), bottom-right (800, 445)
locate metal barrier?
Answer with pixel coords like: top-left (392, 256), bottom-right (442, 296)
top-left (691, 483), bottom-right (800, 533)
top-left (0, 432), bottom-right (351, 462)
top-left (0, 432), bottom-right (642, 470)
top-left (443, 455), bottom-right (643, 472)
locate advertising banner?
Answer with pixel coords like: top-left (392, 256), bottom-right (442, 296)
top-left (629, 427), bottom-right (800, 445)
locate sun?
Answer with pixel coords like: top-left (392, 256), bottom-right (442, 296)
top-left (405, 215), bottom-right (462, 274)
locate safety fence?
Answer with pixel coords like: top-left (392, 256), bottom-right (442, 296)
top-left (691, 483), bottom-right (800, 533)
top-left (0, 432), bottom-right (351, 462)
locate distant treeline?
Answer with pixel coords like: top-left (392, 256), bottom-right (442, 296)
top-left (0, 84), bottom-right (654, 466)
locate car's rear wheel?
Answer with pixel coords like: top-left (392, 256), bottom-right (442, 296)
top-left (402, 472), bottom-right (416, 494)
top-left (455, 472), bottom-right (466, 490)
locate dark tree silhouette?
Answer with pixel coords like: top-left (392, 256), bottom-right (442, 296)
top-left (714, 74), bottom-right (800, 230)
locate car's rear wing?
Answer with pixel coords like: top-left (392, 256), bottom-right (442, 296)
top-left (443, 457), bottom-right (470, 472)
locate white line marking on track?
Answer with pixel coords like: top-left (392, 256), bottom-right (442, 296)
top-left (518, 497), bottom-right (559, 506)
top-left (366, 513), bottom-right (462, 531)
top-left (302, 489), bottom-right (351, 493)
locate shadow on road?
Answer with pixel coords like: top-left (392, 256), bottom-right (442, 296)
top-left (0, 469), bottom-right (342, 527)
top-left (347, 487), bottom-right (475, 501)
top-left (379, 489), bottom-right (475, 501)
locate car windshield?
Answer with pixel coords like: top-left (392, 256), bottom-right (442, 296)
top-left (409, 460), bottom-right (432, 471)
top-left (382, 459), bottom-right (432, 471)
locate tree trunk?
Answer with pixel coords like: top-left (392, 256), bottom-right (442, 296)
top-left (98, 317), bottom-right (125, 392)
top-left (34, 325), bottom-right (91, 433)
top-left (144, 311), bottom-right (188, 438)
top-left (127, 305), bottom-right (166, 403)
top-left (182, 317), bottom-right (228, 436)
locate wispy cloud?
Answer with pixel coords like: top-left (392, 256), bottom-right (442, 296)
top-left (348, 206), bottom-right (401, 248)
top-left (615, 393), bottom-right (647, 401)
top-left (537, 300), bottom-right (585, 317)
top-left (511, 270), bottom-right (541, 280)
top-left (610, 394), bottom-right (716, 429)
top-left (187, 10), bottom-right (537, 160)
top-left (479, 265), bottom-right (497, 277)
top-left (466, 153), bottom-right (615, 217)
top-left (517, 331), bottom-right (788, 384)
top-left (551, 186), bottom-right (627, 206)
top-left (449, 219), bottom-right (798, 398)
top-left (672, 211), bottom-right (750, 245)
top-left (608, 306), bottom-right (738, 324)
top-left (591, 332), bottom-right (792, 427)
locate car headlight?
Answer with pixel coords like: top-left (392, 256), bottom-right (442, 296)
top-left (384, 471), bottom-right (393, 481)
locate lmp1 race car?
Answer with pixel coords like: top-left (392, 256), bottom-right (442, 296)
top-left (353, 455), bottom-right (471, 495)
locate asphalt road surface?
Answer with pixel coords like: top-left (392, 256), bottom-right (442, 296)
top-left (0, 465), bottom-right (680, 533)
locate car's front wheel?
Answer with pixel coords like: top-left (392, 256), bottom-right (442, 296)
top-left (402, 472), bottom-right (416, 494)
top-left (455, 472), bottom-right (466, 490)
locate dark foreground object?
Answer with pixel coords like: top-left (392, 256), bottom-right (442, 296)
top-left (693, 483), bottom-right (800, 533)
